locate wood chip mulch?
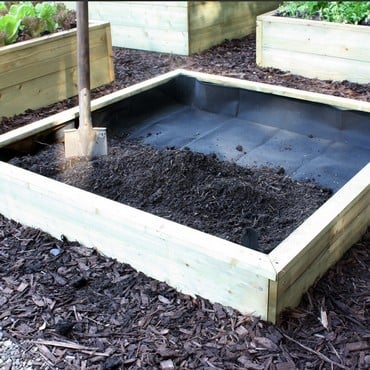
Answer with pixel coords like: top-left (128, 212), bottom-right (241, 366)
top-left (1, 33), bottom-right (370, 369)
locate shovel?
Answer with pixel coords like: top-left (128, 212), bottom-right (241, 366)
top-left (64, 0), bottom-right (107, 158)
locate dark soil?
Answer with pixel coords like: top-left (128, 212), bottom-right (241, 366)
top-left (9, 137), bottom-right (331, 254)
top-left (1, 34), bottom-right (370, 369)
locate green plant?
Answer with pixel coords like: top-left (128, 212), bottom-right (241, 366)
top-left (54, 2), bottom-right (76, 30)
top-left (21, 15), bottom-right (46, 38)
top-left (35, 2), bottom-right (57, 32)
top-left (322, 2), bottom-right (370, 24)
top-left (276, 1), bottom-right (370, 25)
top-left (0, 13), bottom-right (21, 43)
top-left (8, 1), bottom-right (36, 19)
top-left (0, 1), bottom-right (76, 45)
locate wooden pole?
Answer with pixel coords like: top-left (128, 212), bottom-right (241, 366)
top-left (77, 0), bottom-right (93, 154)
top-left (64, 0), bottom-right (107, 158)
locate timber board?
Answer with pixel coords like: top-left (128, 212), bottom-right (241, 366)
top-left (0, 22), bottom-right (114, 117)
top-left (65, 1), bottom-right (278, 55)
top-left (256, 11), bottom-right (370, 84)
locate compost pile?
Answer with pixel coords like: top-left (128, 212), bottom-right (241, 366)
top-left (1, 34), bottom-right (370, 369)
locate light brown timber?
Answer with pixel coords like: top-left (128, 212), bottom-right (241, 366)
top-left (66, 1), bottom-right (278, 55)
top-left (256, 11), bottom-right (370, 84)
top-left (0, 22), bottom-right (114, 117)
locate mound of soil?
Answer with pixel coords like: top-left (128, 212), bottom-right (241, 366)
top-left (9, 136), bottom-right (331, 253)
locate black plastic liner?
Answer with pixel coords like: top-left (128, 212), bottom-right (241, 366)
top-left (93, 75), bottom-right (370, 192)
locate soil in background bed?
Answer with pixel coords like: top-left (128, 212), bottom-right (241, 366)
top-left (9, 136), bottom-right (332, 253)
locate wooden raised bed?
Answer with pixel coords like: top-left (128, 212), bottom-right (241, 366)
top-left (66, 1), bottom-right (278, 55)
top-left (256, 11), bottom-right (370, 84)
top-left (0, 21), bottom-right (114, 118)
top-left (0, 70), bottom-right (369, 323)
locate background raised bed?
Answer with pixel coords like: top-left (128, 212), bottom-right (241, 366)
top-left (256, 10), bottom-right (370, 84)
top-left (0, 21), bottom-right (114, 118)
top-left (65, 1), bottom-right (278, 55)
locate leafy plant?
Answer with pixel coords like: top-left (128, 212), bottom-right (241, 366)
top-left (35, 2), bottom-right (56, 32)
top-left (276, 1), bottom-right (370, 25)
top-left (0, 1), bottom-right (76, 45)
top-left (54, 3), bottom-right (76, 30)
top-left (21, 15), bottom-right (46, 38)
top-left (0, 2), bottom-right (7, 15)
top-left (0, 13), bottom-right (21, 43)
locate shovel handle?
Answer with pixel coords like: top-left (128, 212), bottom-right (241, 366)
top-left (77, 0), bottom-right (92, 131)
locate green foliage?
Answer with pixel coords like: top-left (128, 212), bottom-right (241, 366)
top-left (0, 1), bottom-right (76, 45)
top-left (21, 15), bottom-right (46, 38)
top-left (54, 3), bottom-right (76, 30)
top-left (276, 1), bottom-right (370, 25)
top-left (9, 2), bottom-right (35, 18)
top-left (35, 2), bottom-right (56, 32)
top-left (0, 13), bottom-right (21, 43)
top-left (0, 2), bottom-right (7, 14)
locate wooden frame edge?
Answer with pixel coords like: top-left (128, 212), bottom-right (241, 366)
top-left (0, 161), bottom-right (276, 319)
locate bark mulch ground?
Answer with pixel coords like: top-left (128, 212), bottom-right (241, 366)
top-left (1, 34), bottom-right (369, 369)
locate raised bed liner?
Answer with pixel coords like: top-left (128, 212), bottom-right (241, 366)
top-left (1, 70), bottom-right (369, 323)
top-left (93, 73), bottom-right (370, 192)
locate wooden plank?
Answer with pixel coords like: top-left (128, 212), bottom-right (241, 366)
top-left (270, 162), bottom-right (370, 276)
top-left (66, 1), bottom-right (188, 10)
top-left (256, 11), bottom-right (370, 84)
top-left (261, 19), bottom-right (370, 63)
top-left (0, 24), bottom-right (111, 89)
top-left (1, 57), bottom-right (112, 118)
top-left (1, 40), bottom-right (110, 90)
top-left (189, 1), bottom-right (277, 30)
top-left (256, 19), bottom-right (263, 66)
top-left (0, 22), bottom-right (114, 117)
top-left (268, 164), bottom-right (370, 322)
top-left (110, 26), bottom-right (189, 55)
top-left (66, 1), bottom-right (278, 54)
top-left (103, 19), bottom-right (115, 84)
top-left (0, 70), bottom-right (181, 148)
top-left (268, 163), bottom-right (370, 321)
top-left (86, 2), bottom-right (188, 32)
top-left (188, 1), bottom-right (278, 54)
top-left (0, 21), bottom-right (109, 67)
top-left (271, 183), bottom-right (370, 293)
top-left (66, 1), bottom-right (189, 53)
top-left (260, 48), bottom-right (370, 84)
top-left (259, 10), bottom-right (370, 33)
top-left (189, 19), bottom-right (257, 55)
top-left (267, 280), bottom-right (278, 324)
top-left (272, 206), bottom-right (369, 321)
top-left (0, 161), bottom-right (275, 319)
